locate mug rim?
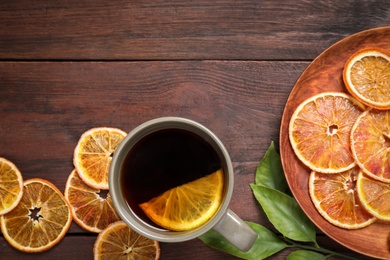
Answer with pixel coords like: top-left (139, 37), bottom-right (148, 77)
top-left (109, 117), bottom-right (234, 242)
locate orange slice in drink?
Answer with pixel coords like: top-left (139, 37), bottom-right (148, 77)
top-left (64, 169), bottom-right (120, 233)
top-left (0, 158), bottom-right (23, 215)
top-left (0, 178), bottom-right (72, 253)
top-left (351, 109), bottom-right (390, 183)
top-left (94, 220), bottom-right (160, 260)
top-left (139, 169), bottom-right (224, 231)
top-left (289, 92), bottom-right (364, 173)
top-left (73, 127), bottom-right (127, 190)
top-left (309, 167), bottom-right (376, 229)
top-left (357, 171), bottom-right (390, 221)
top-left (343, 48), bottom-right (390, 110)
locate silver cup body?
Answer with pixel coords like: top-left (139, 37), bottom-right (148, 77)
top-left (109, 117), bottom-right (234, 242)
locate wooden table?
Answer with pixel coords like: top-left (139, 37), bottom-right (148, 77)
top-left (0, 1), bottom-right (389, 259)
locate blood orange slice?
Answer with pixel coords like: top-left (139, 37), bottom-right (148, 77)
top-left (351, 109), bottom-right (390, 183)
top-left (64, 169), bottom-right (120, 233)
top-left (289, 92), bottom-right (364, 173)
top-left (309, 167), bottom-right (376, 229)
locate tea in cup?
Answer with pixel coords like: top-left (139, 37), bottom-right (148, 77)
top-left (109, 117), bottom-right (257, 251)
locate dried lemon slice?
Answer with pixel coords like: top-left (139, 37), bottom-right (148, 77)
top-left (1, 178), bottom-right (72, 253)
top-left (139, 169), bottom-right (224, 231)
top-left (0, 157), bottom-right (23, 215)
top-left (73, 127), bottom-right (126, 189)
top-left (94, 220), bottom-right (160, 260)
top-left (343, 48), bottom-right (390, 109)
top-left (357, 171), bottom-right (390, 221)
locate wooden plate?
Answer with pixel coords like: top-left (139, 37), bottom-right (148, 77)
top-left (280, 26), bottom-right (390, 259)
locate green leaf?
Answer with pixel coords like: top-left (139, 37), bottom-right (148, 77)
top-left (199, 222), bottom-right (287, 260)
top-left (250, 184), bottom-right (316, 243)
top-left (287, 250), bottom-right (327, 260)
top-left (255, 141), bottom-right (289, 194)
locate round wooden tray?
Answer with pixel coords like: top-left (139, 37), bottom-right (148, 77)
top-left (280, 26), bottom-right (390, 259)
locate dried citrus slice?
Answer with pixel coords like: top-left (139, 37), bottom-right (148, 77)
top-left (357, 171), bottom-right (390, 221)
top-left (94, 220), bottom-right (160, 260)
top-left (0, 178), bottom-right (72, 253)
top-left (343, 48), bottom-right (390, 109)
top-left (0, 158), bottom-right (23, 215)
top-left (351, 109), bottom-right (390, 183)
top-left (309, 167), bottom-right (376, 229)
top-left (289, 92), bottom-right (364, 173)
top-left (139, 169), bottom-right (224, 231)
top-left (73, 127), bottom-right (127, 190)
top-left (65, 169), bottom-right (120, 233)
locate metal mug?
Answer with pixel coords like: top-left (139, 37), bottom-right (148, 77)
top-left (109, 117), bottom-right (257, 252)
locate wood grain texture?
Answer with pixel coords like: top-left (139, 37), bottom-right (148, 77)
top-left (0, 60), bottom-right (375, 259)
top-left (0, 60), bottom-right (298, 167)
top-left (0, 60), bottom-right (300, 234)
top-left (1, 0), bottom-right (389, 259)
top-left (1, 0), bottom-right (389, 60)
top-left (0, 61), bottom-right (369, 259)
top-left (0, 233), bottom-right (370, 260)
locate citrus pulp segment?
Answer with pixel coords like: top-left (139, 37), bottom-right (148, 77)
top-left (64, 169), bottom-right (120, 233)
top-left (0, 178), bottom-right (72, 253)
top-left (343, 48), bottom-right (390, 109)
top-left (73, 127), bottom-right (127, 190)
top-left (93, 220), bottom-right (160, 260)
top-left (351, 109), bottom-right (390, 183)
top-left (289, 92), bottom-right (364, 173)
top-left (139, 169), bottom-right (224, 231)
top-left (309, 168), bottom-right (376, 229)
top-left (0, 158), bottom-right (23, 215)
top-left (357, 171), bottom-right (390, 221)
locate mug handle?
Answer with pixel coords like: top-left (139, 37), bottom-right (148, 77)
top-left (212, 209), bottom-right (258, 252)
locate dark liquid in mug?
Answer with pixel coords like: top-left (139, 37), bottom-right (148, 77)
top-left (120, 128), bottom-right (222, 227)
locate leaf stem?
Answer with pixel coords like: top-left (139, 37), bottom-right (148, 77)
top-left (286, 238), bottom-right (362, 260)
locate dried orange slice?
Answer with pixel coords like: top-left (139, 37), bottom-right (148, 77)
top-left (289, 92), bottom-right (364, 173)
top-left (73, 127), bottom-right (127, 190)
top-left (343, 48), bottom-right (390, 109)
top-left (65, 169), bottom-right (119, 233)
top-left (139, 169), bottom-right (224, 231)
top-left (351, 109), bottom-right (390, 183)
top-left (0, 178), bottom-right (72, 253)
top-left (357, 171), bottom-right (390, 221)
top-left (94, 220), bottom-right (160, 260)
top-left (309, 167), bottom-right (376, 229)
top-left (0, 158), bottom-right (23, 215)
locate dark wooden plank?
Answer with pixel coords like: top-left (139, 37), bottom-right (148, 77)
top-left (0, 60), bottom-right (300, 175)
top-left (0, 236), bottom-right (94, 260)
top-left (0, 234), bottom-right (374, 259)
top-left (0, 60), bottom-right (379, 259)
top-left (0, 60), bottom-right (301, 234)
top-left (1, 0), bottom-right (389, 60)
